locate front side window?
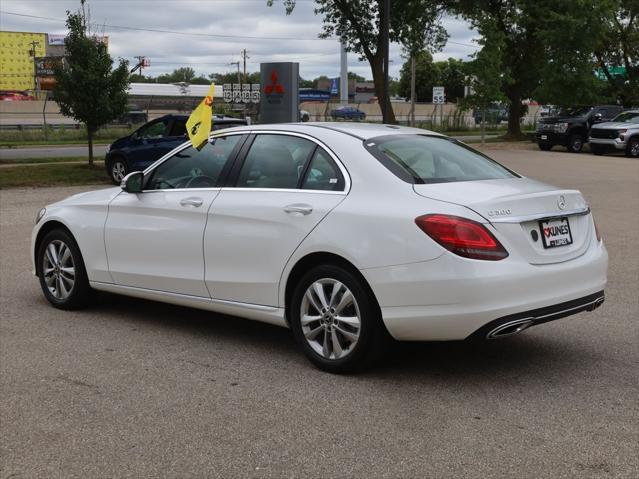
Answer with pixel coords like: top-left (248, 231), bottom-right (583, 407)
top-left (365, 135), bottom-right (518, 184)
top-left (145, 135), bottom-right (242, 190)
top-left (237, 134), bottom-right (315, 189)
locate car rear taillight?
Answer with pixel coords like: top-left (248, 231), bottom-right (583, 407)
top-left (415, 214), bottom-right (508, 261)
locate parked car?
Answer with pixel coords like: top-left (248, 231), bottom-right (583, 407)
top-left (473, 105), bottom-right (508, 125)
top-left (105, 114), bottom-right (247, 183)
top-left (535, 105), bottom-right (623, 153)
top-left (33, 123), bottom-right (607, 373)
top-left (589, 110), bottom-right (639, 158)
top-left (0, 90), bottom-right (35, 101)
top-left (330, 106), bottom-right (366, 121)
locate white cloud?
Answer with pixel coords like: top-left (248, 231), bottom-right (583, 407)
top-left (0, 0), bottom-right (477, 80)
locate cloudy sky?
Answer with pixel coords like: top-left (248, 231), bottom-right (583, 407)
top-left (0, 0), bottom-right (478, 80)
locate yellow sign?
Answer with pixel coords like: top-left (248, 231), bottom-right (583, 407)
top-left (0, 31), bottom-right (46, 90)
top-left (186, 83), bottom-right (215, 150)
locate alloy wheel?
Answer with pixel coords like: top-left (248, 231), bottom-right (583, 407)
top-left (111, 161), bottom-right (127, 182)
top-left (42, 239), bottom-right (75, 300)
top-left (630, 140), bottom-right (639, 157)
top-left (300, 278), bottom-right (361, 360)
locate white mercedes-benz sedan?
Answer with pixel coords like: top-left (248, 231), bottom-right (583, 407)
top-left (32, 123), bottom-right (607, 372)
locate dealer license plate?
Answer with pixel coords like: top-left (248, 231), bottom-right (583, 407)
top-left (539, 217), bottom-right (573, 249)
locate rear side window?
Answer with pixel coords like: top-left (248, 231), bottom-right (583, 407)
top-left (365, 134), bottom-right (518, 184)
top-left (236, 134), bottom-right (315, 189)
top-left (301, 148), bottom-right (344, 191)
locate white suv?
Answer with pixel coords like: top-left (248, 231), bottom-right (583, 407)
top-left (589, 110), bottom-right (639, 158)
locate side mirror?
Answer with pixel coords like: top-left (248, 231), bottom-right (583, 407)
top-left (592, 113), bottom-right (603, 123)
top-left (121, 171), bottom-right (144, 193)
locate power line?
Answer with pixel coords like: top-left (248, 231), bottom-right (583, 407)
top-left (0, 10), bottom-right (479, 48)
top-left (0, 10), bottom-right (333, 41)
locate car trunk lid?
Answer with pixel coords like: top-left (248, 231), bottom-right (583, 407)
top-left (413, 178), bottom-right (593, 265)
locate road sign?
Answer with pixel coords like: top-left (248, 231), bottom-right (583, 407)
top-left (433, 86), bottom-right (445, 104)
top-left (223, 83), bottom-right (261, 104)
top-left (330, 77), bottom-right (339, 95)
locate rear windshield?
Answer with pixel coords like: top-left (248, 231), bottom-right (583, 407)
top-left (364, 134), bottom-right (518, 184)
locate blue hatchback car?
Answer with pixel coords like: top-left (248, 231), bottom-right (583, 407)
top-left (105, 114), bottom-right (247, 183)
top-left (330, 106), bottom-right (366, 121)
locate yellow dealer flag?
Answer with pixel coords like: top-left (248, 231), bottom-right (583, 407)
top-left (186, 83), bottom-right (215, 150)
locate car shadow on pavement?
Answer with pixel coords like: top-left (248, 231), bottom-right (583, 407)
top-left (90, 291), bottom-right (596, 382)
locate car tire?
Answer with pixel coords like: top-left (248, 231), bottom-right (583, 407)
top-left (568, 134), bottom-right (585, 153)
top-left (109, 157), bottom-right (128, 184)
top-left (626, 138), bottom-right (639, 158)
top-left (590, 145), bottom-right (606, 156)
top-left (37, 228), bottom-right (92, 310)
top-left (538, 142), bottom-right (552, 151)
top-left (289, 264), bottom-right (390, 373)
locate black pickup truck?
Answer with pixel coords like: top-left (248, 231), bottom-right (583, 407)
top-left (536, 105), bottom-right (624, 153)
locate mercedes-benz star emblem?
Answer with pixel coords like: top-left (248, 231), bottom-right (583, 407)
top-left (557, 195), bottom-right (566, 210)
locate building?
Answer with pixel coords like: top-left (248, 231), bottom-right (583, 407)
top-left (0, 31), bottom-right (46, 91)
top-left (0, 30), bottom-right (107, 92)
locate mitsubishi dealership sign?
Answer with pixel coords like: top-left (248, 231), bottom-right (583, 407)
top-left (260, 62), bottom-right (299, 123)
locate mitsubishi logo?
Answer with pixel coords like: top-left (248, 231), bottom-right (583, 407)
top-left (264, 70), bottom-right (285, 95)
top-left (557, 195), bottom-right (566, 210)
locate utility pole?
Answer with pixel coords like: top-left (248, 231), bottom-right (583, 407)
top-left (410, 54), bottom-right (416, 127)
top-left (229, 61), bottom-right (241, 84)
top-left (381, 0), bottom-right (390, 123)
top-left (134, 56), bottom-right (146, 76)
top-left (340, 42), bottom-right (348, 105)
top-left (241, 49), bottom-right (249, 84)
top-left (29, 40), bottom-right (40, 93)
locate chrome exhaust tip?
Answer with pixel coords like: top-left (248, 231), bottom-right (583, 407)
top-left (486, 319), bottom-right (535, 340)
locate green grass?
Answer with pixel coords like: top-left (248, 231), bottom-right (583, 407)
top-left (0, 126), bottom-right (133, 147)
top-left (0, 163), bottom-right (110, 188)
top-left (0, 156), bottom-right (87, 165)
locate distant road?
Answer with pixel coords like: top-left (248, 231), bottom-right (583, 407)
top-left (0, 145), bottom-right (108, 160)
top-left (0, 135), bottom-right (499, 161)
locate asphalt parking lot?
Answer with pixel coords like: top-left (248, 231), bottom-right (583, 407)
top-left (1, 144), bottom-right (638, 478)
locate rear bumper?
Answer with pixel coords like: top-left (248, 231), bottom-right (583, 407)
top-left (361, 240), bottom-right (608, 341)
top-left (588, 137), bottom-right (626, 150)
top-left (466, 291), bottom-right (604, 340)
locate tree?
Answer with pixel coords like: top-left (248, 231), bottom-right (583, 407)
top-left (398, 56), bottom-right (466, 103)
top-left (270, 0), bottom-right (447, 123)
top-left (53, 1), bottom-right (129, 165)
top-left (449, 1), bottom-right (547, 138)
top-left (398, 51), bottom-right (440, 102)
top-left (157, 67), bottom-right (209, 84)
top-left (347, 71), bottom-right (367, 82)
top-left (209, 71), bottom-right (260, 85)
top-left (438, 58), bottom-right (466, 103)
top-left (594, 0), bottom-right (638, 105)
top-left (533, 1), bottom-right (610, 107)
top-left (458, 19), bottom-right (506, 144)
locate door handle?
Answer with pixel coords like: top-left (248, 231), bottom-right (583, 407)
top-left (180, 197), bottom-right (203, 207)
top-left (284, 204), bottom-right (313, 215)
